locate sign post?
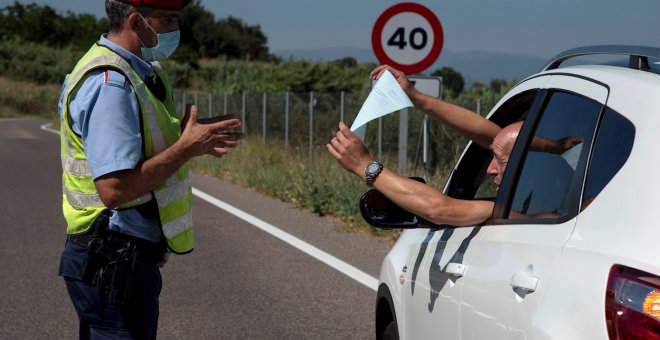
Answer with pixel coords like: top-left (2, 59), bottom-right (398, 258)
top-left (372, 2), bottom-right (444, 175)
top-left (369, 75), bottom-right (441, 176)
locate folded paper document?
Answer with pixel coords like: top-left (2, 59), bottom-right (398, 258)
top-left (560, 142), bottom-right (583, 171)
top-left (350, 70), bottom-right (414, 139)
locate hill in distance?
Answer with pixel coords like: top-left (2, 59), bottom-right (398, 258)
top-left (274, 46), bottom-right (549, 87)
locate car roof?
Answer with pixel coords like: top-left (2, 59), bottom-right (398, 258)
top-left (515, 45), bottom-right (660, 126)
top-left (537, 64), bottom-right (660, 122)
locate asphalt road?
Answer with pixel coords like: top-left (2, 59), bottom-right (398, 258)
top-left (0, 118), bottom-right (393, 339)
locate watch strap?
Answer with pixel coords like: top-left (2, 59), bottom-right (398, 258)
top-left (365, 161), bottom-right (383, 187)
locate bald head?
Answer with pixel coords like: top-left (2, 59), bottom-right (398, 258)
top-left (487, 121), bottom-right (523, 188)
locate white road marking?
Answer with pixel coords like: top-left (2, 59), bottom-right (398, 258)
top-left (193, 188), bottom-right (378, 291)
top-left (41, 122), bottom-right (60, 135)
top-left (41, 122), bottom-right (379, 291)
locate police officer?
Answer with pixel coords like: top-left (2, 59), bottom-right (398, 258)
top-left (57, 1), bottom-right (242, 338)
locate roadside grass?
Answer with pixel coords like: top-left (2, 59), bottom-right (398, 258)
top-left (191, 137), bottom-right (455, 241)
top-left (0, 77), bottom-right (59, 119)
top-left (189, 137), bottom-right (420, 241)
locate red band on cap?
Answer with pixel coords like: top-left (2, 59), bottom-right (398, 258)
top-left (140, 0), bottom-right (188, 10)
top-left (116, 0), bottom-right (189, 10)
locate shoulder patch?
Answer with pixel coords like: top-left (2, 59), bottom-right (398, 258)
top-left (103, 70), bottom-right (128, 88)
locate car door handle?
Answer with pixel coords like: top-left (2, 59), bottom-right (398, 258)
top-left (445, 262), bottom-right (467, 277)
top-left (510, 273), bottom-right (539, 292)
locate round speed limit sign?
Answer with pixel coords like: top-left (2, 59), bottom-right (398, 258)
top-left (372, 2), bottom-right (444, 74)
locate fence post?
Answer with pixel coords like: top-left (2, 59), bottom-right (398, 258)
top-left (194, 91), bottom-right (199, 107)
top-left (223, 93), bottom-right (228, 115)
top-left (242, 92), bottom-right (247, 134)
top-left (309, 91), bottom-right (314, 160)
top-left (172, 90), bottom-right (178, 113)
top-left (398, 108), bottom-right (408, 175)
top-left (423, 114), bottom-right (429, 179)
top-left (285, 91), bottom-right (290, 152)
top-left (181, 91), bottom-right (186, 112)
top-left (340, 91), bottom-right (345, 123)
top-left (208, 93), bottom-right (213, 118)
top-left (377, 117), bottom-right (383, 161)
top-left (477, 98), bottom-right (482, 115)
top-left (262, 92), bottom-right (267, 143)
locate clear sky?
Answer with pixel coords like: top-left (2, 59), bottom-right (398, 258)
top-left (1, 0), bottom-right (658, 58)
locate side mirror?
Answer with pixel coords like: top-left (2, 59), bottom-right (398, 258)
top-left (359, 177), bottom-right (428, 229)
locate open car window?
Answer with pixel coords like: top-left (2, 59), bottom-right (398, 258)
top-left (445, 90), bottom-right (537, 201)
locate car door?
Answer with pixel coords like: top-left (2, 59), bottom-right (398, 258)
top-left (458, 75), bottom-right (609, 339)
top-left (401, 77), bottom-right (548, 340)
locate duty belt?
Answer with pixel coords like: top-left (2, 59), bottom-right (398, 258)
top-left (68, 210), bottom-right (169, 267)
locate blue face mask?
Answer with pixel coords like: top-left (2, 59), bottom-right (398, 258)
top-left (138, 14), bottom-right (180, 62)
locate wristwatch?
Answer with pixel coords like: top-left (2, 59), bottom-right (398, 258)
top-left (365, 161), bottom-right (383, 187)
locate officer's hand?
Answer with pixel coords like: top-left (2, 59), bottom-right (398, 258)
top-left (370, 65), bottom-right (415, 96)
top-left (326, 122), bottom-right (373, 177)
top-left (179, 105), bottom-right (242, 158)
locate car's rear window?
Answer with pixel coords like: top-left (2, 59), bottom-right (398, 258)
top-left (581, 108), bottom-right (635, 210)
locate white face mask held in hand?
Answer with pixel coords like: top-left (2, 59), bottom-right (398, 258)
top-left (137, 13), bottom-right (180, 62)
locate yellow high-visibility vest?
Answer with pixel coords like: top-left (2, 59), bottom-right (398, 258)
top-left (60, 43), bottom-right (193, 254)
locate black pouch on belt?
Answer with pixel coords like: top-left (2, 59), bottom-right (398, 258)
top-left (78, 209), bottom-right (112, 285)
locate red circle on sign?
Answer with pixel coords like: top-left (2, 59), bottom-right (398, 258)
top-left (372, 2), bottom-right (444, 74)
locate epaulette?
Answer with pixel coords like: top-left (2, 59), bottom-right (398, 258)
top-left (102, 70), bottom-right (128, 88)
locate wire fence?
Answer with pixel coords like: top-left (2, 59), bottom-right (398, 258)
top-left (173, 89), bottom-right (500, 177)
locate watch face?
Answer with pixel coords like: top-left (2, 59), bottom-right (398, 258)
top-left (367, 162), bottom-right (379, 175)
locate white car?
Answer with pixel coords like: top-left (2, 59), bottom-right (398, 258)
top-left (362, 46), bottom-right (660, 340)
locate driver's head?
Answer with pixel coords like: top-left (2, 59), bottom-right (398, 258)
top-left (487, 121), bottom-right (523, 188)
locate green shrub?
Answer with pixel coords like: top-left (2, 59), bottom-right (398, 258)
top-left (0, 39), bottom-right (83, 84)
top-left (0, 76), bottom-right (59, 118)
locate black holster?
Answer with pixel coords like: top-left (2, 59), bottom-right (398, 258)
top-left (101, 240), bottom-right (138, 306)
top-left (70, 209), bottom-right (138, 306)
top-left (76, 210), bottom-right (112, 284)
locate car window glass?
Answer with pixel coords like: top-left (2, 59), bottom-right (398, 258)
top-left (508, 91), bottom-right (601, 220)
top-left (581, 108), bottom-right (635, 210)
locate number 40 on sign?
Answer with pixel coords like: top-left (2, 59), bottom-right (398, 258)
top-left (372, 2), bottom-right (444, 75)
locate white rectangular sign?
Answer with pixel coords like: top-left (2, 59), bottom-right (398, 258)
top-left (369, 75), bottom-right (442, 99)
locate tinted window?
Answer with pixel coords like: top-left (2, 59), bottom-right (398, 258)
top-left (509, 91), bottom-right (602, 219)
top-left (581, 108), bottom-right (635, 210)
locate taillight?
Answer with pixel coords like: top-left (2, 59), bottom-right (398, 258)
top-left (606, 265), bottom-right (660, 339)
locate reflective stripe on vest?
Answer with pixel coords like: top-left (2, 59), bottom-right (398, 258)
top-left (60, 45), bottom-right (193, 253)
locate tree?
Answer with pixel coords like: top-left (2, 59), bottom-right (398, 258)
top-left (0, 2), bottom-right (105, 50)
top-left (489, 78), bottom-right (509, 93)
top-left (431, 67), bottom-right (465, 96)
top-left (0, 1), bottom-right (275, 63)
top-left (175, 1), bottom-right (274, 62)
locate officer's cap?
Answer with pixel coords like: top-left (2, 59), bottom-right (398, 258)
top-left (115, 0), bottom-right (191, 11)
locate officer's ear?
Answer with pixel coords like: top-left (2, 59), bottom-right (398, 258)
top-left (128, 11), bottom-right (142, 32)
